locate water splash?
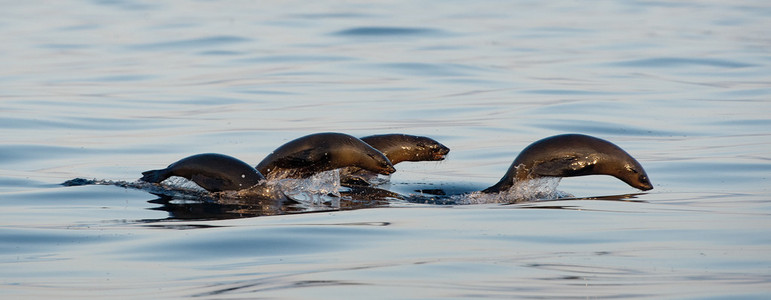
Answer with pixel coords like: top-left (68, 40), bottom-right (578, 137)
top-left (274, 170), bottom-right (342, 207)
top-left (62, 170), bottom-right (345, 205)
top-left (160, 176), bottom-right (209, 193)
top-left (369, 174), bottom-right (392, 186)
top-left (453, 177), bottom-right (572, 204)
top-left (64, 173), bottom-right (571, 207)
top-left (353, 172), bottom-right (391, 186)
top-left (62, 177), bottom-right (212, 199)
top-left (339, 167), bottom-right (392, 186)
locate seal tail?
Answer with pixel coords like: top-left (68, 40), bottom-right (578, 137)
top-left (481, 183), bottom-right (502, 194)
top-left (140, 168), bottom-right (170, 183)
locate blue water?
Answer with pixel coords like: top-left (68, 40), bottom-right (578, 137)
top-left (2, 0), bottom-right (771, 298)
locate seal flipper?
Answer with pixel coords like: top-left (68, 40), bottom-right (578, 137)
top-left (189, 174), bottom-right (230, 192)
top-left (140, 168), bottom-right (171, 183)
top-left (531, 156), bottom-right (596, 177)
top-left (273, 148), bottom-right (327, 168)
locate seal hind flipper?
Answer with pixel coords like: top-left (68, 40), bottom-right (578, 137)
top-left (140, 169), bottom-right (171, 183)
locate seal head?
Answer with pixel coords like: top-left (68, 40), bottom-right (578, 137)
top-left (256, 132), bottom-right (396, 180)
top-left (482, 134), bottom-right (652, 193)
top-left (140, 153), bottom-right (265, 192)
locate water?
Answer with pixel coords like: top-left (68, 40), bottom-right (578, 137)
top-left (2, 0), bottom-right (770, 298)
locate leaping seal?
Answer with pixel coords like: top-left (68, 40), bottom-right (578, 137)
top-left (140, 153), bottom-right (265, 192)
top-left (482, 134), bottom-right (653, 193)
top-left (341, 134), bottom-right (450, 185)
top-left (256, 132), bottom-right (396, 180)
top-left (360, 134), bottom-right (450, 164)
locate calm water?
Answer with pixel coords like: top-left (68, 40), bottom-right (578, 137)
top-left (2, 0), bottom-right (771, 298)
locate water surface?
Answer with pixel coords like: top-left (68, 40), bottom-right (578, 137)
top-left (1, 0), bottom-right (770, 299)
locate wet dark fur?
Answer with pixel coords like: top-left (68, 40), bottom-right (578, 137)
top-left (360, 134), bottom-right (450, 164)
top-left (256, 132), bottom-right (395, 180)
top-left (483, 134), bottom-right (653, 193)
top-left (341, 134), bottom-right (450, 185)
top-left (140, 153), bottom-right (265, 192)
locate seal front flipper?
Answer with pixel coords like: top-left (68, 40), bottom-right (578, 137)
top-left (189, 174), bottom-right (230, 192)
top-left (531, 155), bottom-right (597, 177)
top-left (273, 148), bottom-right (327, 168)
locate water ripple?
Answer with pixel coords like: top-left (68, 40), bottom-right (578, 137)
top-left (236, 55), bottom-right (352, 64)
top-left (334, 26), bottom-right (446, 37)
top-left (129, 35), bottom-right (251, 51)
top-left (611, 57), bottom-right (755, 68)
top-left (376, 62), bottom-right (482, 77)
top-left (523, 89), bottom-right (617, 95)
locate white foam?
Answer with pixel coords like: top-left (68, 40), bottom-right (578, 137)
top-left (453, 177), bottom-right (572, 204)
top-left (275, 169), bottom-right (342, 207)
top-left (160, 176), bottom-right (209, 193)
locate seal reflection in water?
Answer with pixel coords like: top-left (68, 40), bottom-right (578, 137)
top-left (140, 153), bottom-right (265, 192)
top-left (256, 132), bottom-right (396, 180)
top-left (482, 134), bottom-right (653, 193)
top-left (341, 134), bottom-right (450, 185)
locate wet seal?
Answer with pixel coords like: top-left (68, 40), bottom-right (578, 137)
top-left (361, 134), bottom-right (450, 164)
top-left (140, 153), bottom-right (265, 192)
top-left (341, 134), bottom-right (450, 185)
top-left (256, 132), bottom-right (396, 180)
top-left (483, 134), bottom-right (653, 193)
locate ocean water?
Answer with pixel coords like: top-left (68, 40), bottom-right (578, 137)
top-left (2, 0), bottom-right (770, 299)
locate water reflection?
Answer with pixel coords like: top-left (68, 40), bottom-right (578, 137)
top-left (130, 185), bottom-right (648, 221)
top-left (144, 187), bottom-right (399, 221)
top-left (146, 194), bottom-right (287, 221)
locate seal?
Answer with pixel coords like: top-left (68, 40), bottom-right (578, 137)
top-left (140, 153), bottom-right (265, 192)
top-left (360, 134), bottom-right (450, 164)
top-left (256, 132), bottom-right (396, 180)
top-left (482, 134), bottom-right (653, 193)
top-left (340, 134), bottom-right (450, 185)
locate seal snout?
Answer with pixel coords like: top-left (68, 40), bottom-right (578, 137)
top-left (621, 163), bottom-right (653, 191)
top-left (382, 163), bottom-right (397, 175)
top-left (432, 145), bottom-right (450, 160)
top-left (634, 174), bottom-right (653, 191)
